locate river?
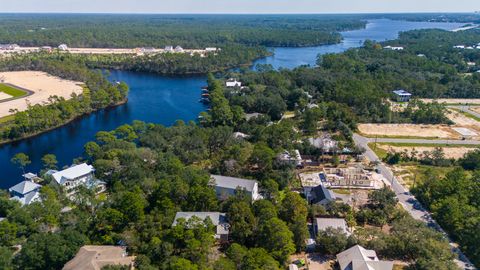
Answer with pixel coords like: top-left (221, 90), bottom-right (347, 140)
top-left (0, 19), bottom-right (464, 189)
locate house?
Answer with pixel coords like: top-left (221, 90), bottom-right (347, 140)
top-left (392, 89), bottom-right (412, 102)
top-left (226, 78), bottom-right (242, 88)
top-left (278, 150), bottom-right (303, 168)
top-left (52, 163), bottom-right (105, 195)
top-left (173, 212), bottom-right (229, 241)
top-left (467, 62), bottom-right (476, 67)
top-left (308, 136), bottom-right (338, 153)
top-left (40, 46), bottom-right (53, 52)
top-left (233, 132), bottom-right (250, 139)
top-left (384, 45), bottom-right (404, 51)
top-left (62, 245), bottom-right (135, 270)
top-left (165, 46), bottom-right (174, 52)
top-left (174, 46), bottom-right (184, 53)
top-left (8, 180), bottom-right (42, 206)
top-left (210, 175), bottom-right (260, 201)
top-left (205, 47), bottom-right (217, 52)
top-left (22, 172), bottom-right (42, 182)
top-left (305, 184), bottom-right (336, 205)
top-left (0, 44), bottom-right (19, 50)
top-left (453, 45), bottom-right (466, 49)
top-left (58, 44), bottom-right (68, 51)
top-left (336, 245), bottom-right (393, 270)
top-left (322, 167), bottom-right (377, 189)
top-left (141, 47), bottom-right (156, 54)
top-left (314, 218), bottom-right (349, 236)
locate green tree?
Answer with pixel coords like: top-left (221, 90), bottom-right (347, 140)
top-left (41, 154), bottom-right (58, 170)
top-left (11, 153), bottom-right (31, 176)
top-left (257, 217), bottom-right (295, 263)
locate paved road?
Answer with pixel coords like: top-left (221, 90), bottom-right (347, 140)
top-left (364, 137), bottom-right (480, 145)
top-left (450, 105), bottom-right (480, 119)
top-left (353, 134), bottom-right (476, 270)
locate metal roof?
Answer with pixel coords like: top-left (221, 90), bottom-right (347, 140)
top-left (52, 163), bottom-right (94, 185)
top-left (9, 180), bottom-right (41, 195)
top-left (211, 175), bottom-right (257, 192)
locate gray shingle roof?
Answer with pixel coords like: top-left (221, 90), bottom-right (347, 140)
top-left (9, 181), bottom-right (41, 195)
top-left (210, 175), bottom-right (257, 192)
top-left (311, 185), bottom-right (336, 204)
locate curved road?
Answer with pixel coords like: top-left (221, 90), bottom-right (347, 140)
top-left (353, 134), bottom-right (476, 270)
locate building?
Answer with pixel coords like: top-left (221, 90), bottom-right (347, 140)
top-left (210, 175), bottom-right (260, 201)
top-left (0, 44), bottom-right (19, 50)
top-left (308, 136), bottom-right (338, 153)
top-left (322, 167), bottom-right (376, 189)
top-left (173, 212), bottom-right (229, 241)
top-left (40, 46), bottom-right (53, 52)
top-left (453, 127), bottom-right (478, 139)
top-left (62, 245), bottom-right (135, 270)
top-left (226, 78), bottom-right (242, 88)
top-left (453, 45), bottom-right (466, 49)
top-left (233, 132), bottom-right (250, 139)
top-left (174, 46), bottom-right (184, 53)
top-left (52, 163), bottom-right (105, 195)
top-left (58, 44), bottom-right (68, 51)
top-left (336, 245), bottom-right (393, 270)
top-left (140, 47), bottom-right (156, 54)
top-left (278, 150), bottom-right (303, 168)
top-left (314, 218), bottom-right (349, 235)
top-left (384, 45), bottom-right (404, 51)
top-left (205, 47), bottom-right (217, 52)
top-left (165, 46), bottom-right (174, 52)
top-left (305, 184), bottom-right (336, 205)
top-left (22, 172), bottom-right (42, 182)
top-left (392, 89), bottom-right (412, 102)
top-left (8, 180), bottom-right (42, 206)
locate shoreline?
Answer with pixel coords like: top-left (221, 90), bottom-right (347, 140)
top-left (0, 98), bottom-right (128, 147)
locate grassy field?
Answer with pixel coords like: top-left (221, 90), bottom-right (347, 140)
top-left (0, 83), bottom-right (28, 98)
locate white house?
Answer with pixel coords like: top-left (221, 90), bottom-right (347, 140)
top-left (172, 212), bottom-right (229, 241)
top-left (205, 47), bottom-right (217, 52)
top-left (392, 89), bottom-right (412, 102)
top-left (58, 44), bottom-right (68, 51)
top-left (453, 45), bottom-right (466, 49)
top-left (226, 78), bottom-right (242, 88)
top-left (210, 175), bottom-right (260, 202)
top-left (174, 46), bottom-right (184, 53)
top-left (384, 46), bottom-right (404, 51)
top-left (278, 150), bottom-right (303, 168)
top-left (8, 181), bottom-right (42, 206)
top-left (336, 245), bottom-right (393, 270)
top-left (52, 163), bottom-right (104, 195)
top-left (165, 46), bottom-right (174, 52)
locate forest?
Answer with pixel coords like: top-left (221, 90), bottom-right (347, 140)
top-left (0, 14), bottom-right (366, 48)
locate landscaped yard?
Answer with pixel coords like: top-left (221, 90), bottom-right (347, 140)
top-left (0, 83), bottom-right (28, 99)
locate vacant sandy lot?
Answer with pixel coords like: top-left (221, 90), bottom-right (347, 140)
top-left (421, 98), bottom-right (480, 105)
top-left (470, 107), bottom-right (480, 114)
top-left (0, 71), bottom-right (83, 118)
top-left (377, 144), bottom-right (477, 159)
top-left (358, 123), bottom-right (459, 139)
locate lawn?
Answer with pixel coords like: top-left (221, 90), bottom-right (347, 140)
top-left (0, 83), bottom-right (28, 98)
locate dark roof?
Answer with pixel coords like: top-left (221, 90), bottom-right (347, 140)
top-left (311, 185), bottom-right (335, 204)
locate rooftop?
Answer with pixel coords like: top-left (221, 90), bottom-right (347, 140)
top-left (336, 245), bottom-right (393, 270)
top-left (315, 218), bottom-right (348, 235)
top-left (9, 180), bottom-right (42, 196)
top-left (393, 89), bottom-right (411, 96)
top-left (210, 175), bottom-right (258, 192)
top-left (52, 163), bottom-right (94, 184)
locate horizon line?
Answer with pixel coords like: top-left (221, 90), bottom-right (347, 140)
top-left (0, 11), bottom-right (478, 15)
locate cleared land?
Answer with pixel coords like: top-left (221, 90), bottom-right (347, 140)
top-left (376, 144), bottom-right (477, 159)
top-left (358, 123), bottom-right (460, 139)
top-left (0, 71), bottom-right (83, 118)
top-left (420, 98), bottom-right (480, 105)
top-left (0, 83), bottom-right (27, 100)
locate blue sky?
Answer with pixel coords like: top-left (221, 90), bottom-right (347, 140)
top-left (1, 0), bottom-right (479, 14)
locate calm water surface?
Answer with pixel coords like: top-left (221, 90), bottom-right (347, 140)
top-left (0, 19), bottom-right (466, 188)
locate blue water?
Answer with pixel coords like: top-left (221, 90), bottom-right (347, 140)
top-left (0, 19), bottom-right (465, 189)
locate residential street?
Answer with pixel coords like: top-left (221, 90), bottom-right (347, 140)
top-left (449, 105), bottom-right (480, 119)
top-left (353, 134), bottom-right (476, 270)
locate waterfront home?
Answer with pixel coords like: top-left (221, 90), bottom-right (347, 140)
top-left (226, 78), bottom-right (242, 87)
top-left (210, 175), bottom-right (260, 202)
top-left (58, 44), bottom-right (68, 51)
top-left (52, 163), bottom-right (105, 195)
top-left (336, 245), bottom-right (393, 270)
top-left (8, 180), bottom-right (42, 206)
top-left (172, 212), bottom-right (229, 241)
top-left (314, 218), bottom-right (349, 236)
top-left (63, 245), bottom-right (135, 270)
top-left (392, 89), bottom-right (412, 102)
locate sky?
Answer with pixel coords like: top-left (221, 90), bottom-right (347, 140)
top-left (1, 0), bottom-right (479, 14)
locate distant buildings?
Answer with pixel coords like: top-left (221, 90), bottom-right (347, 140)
top-left (63, 245), bottom-right (135, 270)
top-left (210, 175), bottom-right (260, 202)
top-left (336, 245), bottom-right (393, 270)
top-left (205, 47), bottom-right (218, 52)
top-left (0, 44), bottom-right (20, 50)
top-left (174, 46), bottom-right (184, 53)
top-left (321, 167), bottom-right (378, 189)
top-left (58, 44), bottom-right (68, 51)
top-left (314, 218), bottom-right (349, 236)
top-left (383, 45), bottom-right (404, 51)
top-left (173, 212), bottom-right (229, 241)
top-left (51, 163), bottom-right (105, 195)
top-left (8, 180), bottom-right (42, 206)
top-left (165, 46), bottom-right (174, 52)
top-left (226, 78), bottom-right (242, 88)
top-left (392, 89), bottom-right (412, 102)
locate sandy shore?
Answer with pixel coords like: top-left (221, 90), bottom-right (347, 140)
top-left (0, 71), bottom-right (83, 118)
